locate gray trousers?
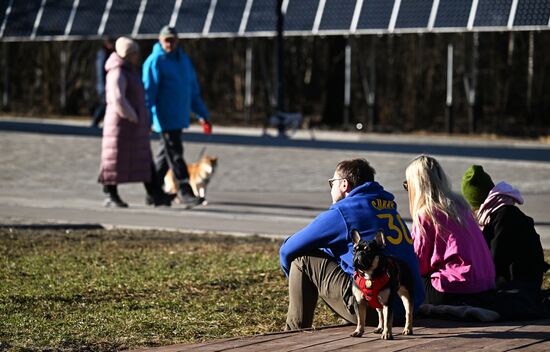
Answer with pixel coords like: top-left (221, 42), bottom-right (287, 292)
top-left (155, 130), bottom-right (190, 187)
top-left (286, 250), bottom-right (358, 330)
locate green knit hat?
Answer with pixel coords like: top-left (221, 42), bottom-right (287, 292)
top-left (461, 165), bottom-right (495, 210)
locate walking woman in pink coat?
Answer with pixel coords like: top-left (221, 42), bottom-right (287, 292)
top-left (98, 37), bottom-right (174, 208)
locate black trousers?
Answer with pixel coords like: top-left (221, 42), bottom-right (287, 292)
top-left (91, 102), bottom-right (106, 127)
top-left (103, 162), bottom-right (164, 198)
top-left (155, 130), bottom-right (190, 188)
top-left (422, 276), bottom-right (496, 307)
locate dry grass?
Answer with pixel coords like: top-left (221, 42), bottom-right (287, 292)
top-left (0, 228), bottom-right (341, 351)
top-left (1, 227), bottom-right (549, 351)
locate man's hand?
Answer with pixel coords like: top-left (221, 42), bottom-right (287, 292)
top-left (199, 119), bottom-right (212, 135)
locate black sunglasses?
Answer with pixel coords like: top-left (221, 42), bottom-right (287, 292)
top-left (403, 181), bottom-right (408, 191)
top-left (328, 178), bottom-right (345, 189)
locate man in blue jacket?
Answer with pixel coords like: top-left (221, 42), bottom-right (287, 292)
top-left (143, 26), bottom-right (211, 207)
top-left (280, 158), bottom-right (424, 330)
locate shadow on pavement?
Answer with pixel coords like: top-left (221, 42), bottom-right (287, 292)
top-left (1, 120), bottom-right (549, 162)
top-left (0, 224), bottom-right (104, 230)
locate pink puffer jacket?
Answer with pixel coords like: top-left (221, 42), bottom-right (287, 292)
top-left (98, 53), bottom-right (152, 185)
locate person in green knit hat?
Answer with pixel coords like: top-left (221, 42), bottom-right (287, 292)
top-left (461, 165), bottom-right (495, 210)
top-left (461, 165), bottom-right (549, 291)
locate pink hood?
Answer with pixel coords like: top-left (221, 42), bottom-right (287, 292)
top-left (104, 52), bottom-right (129, 73)
top-left (477, 182), bottom-right (523, 226)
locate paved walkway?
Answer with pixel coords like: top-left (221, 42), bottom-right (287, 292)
top-left (1, 117), bottom-right (550, 247)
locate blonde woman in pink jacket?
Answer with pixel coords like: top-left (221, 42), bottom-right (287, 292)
top-left (404, 155), bottom-right (496, 310)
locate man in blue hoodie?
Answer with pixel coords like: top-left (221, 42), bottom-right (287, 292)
top-left (279, 158), bottom-right (424, 330)
top-left (143, 26), bottom-right (211, 207)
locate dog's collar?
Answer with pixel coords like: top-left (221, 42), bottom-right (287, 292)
top-left (354, 271), bottom-right (391, 309)
top-left (354, 257), bottom-right (399, 309)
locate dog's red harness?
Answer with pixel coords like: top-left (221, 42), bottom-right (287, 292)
top-left (354, 271), bottom-right (390, 309)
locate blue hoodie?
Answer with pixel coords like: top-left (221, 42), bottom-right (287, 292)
top-left (279, 181), bottom-right (424, 313)
top-left (142, 43), bottom-right (209, 132)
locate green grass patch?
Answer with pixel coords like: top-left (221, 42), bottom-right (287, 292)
top-left (0, 228), bottom-right (341, 351)
top-left (1, 228), bottom-right (550, 351)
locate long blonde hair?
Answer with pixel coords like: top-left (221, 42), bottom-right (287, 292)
top-left (405, 155), bottom-right (471, 234)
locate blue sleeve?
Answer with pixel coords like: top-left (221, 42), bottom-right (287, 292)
top-left (279, 209), bottom-right (348, 278)
top-left (142, 56), bottom-right (159, 112)
top-left (188, 61), bottom-right (209, 119)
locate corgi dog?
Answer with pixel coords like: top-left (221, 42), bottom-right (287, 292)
top-left (164, 152), bottom-right (218, 205)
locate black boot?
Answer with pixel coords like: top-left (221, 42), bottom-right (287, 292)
top-left (103, 185), bottom-right (128, 208)
top-left (177, 183), bottom-right (202, 208)
top-left (145, 192), bottom-right (176, 206)
top-left (144, 180), bottom-right (176, 207)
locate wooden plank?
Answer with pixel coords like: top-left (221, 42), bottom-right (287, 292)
top-left (308, 324), bottom-right (510, 351)
top-left (234, 326), bottom-right (374, 351)
top-left (143, 332), bottom-right (300, 352)
top-left (296, 325), bottom-right (435, 351)
top-left (515, 340), bottom-right (550, 351)
top-left (344, 334), bottom-right (441, 352)
top-left (170, 332), bottom-right (302, 352)
top-left (131, 336), bottom-right (243, 352)
top-left (140, 319), bottom-right (550, 351)
top-left (327, 322), bottom-right (521, 351)
top-left (479, 322), bottom-right (550, 352)
top-left (396, 321), bottom-right (550, 351)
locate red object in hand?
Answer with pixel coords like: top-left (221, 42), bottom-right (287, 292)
top-left (202, 121), bottom-right (212, 135)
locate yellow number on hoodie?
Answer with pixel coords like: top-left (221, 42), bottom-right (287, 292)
top-left (376, 213), bottom-right (412, 245)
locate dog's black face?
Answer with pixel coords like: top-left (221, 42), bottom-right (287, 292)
top-left (353, 239), bottom-right (383, 274)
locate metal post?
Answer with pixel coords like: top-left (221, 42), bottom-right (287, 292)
top-left (2, 42), bottom-right (9, 111)
top-left (367, 37), bottom-right (377, 132)
top-left (469, 32), bottom-right (479, 133)
top-left (343, 37), bottom-right (351, 128)
top-left (275, 0), bottom-right (285, 136)
top-left (60, 43), bottom-right (67, 112)
top-left (245, 39), bottom-right (253, 124)
top-left (445, 43), bottom-right (453, 134)
top-left (527, 31), bottom-right (534, 115)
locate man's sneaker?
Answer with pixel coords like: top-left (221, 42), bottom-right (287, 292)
top-left (177, 184), bottom-right (202, 209)
top-left (103, 194), bottom-right (128, 208)
top-left (145, 192), bottom-right (176, 207)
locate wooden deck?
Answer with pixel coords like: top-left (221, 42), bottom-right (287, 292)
top-left (136, 318), bottom-right (550, 351)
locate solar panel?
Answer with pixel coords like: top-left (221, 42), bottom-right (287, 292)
top-left (246, 0), bottom-right (277, 33)
top-left (319, 0), bottom-right (356, 31)
top-left (474, 0), bottom-right (513, 27)
top-left (285, 0), bottom-right (319, 32)
top-left (514, 0), bottom-right (550, 27)
top-left (36, 0), bottom-right (74, 36)
top-left (176, 0), bottom-right (211, 34)
top-left (209, 0), bottom-right (247, 34)
top-left (138, 0), bottom-right (175, 35)
top-left (102, 0), bottom-right (141, 36)
top-left (3, 0), bottom-right (41, 37)
top-left (434, 0), bottom-right (473, 28)
top-left (2, 0), bottom-right (550, 41)
top-left (0, 0), bottom-right (9, 36)
top-left (395, 0), bottom-right (433, 29)
top-left (357, 0), bottom-right (395, 30)
top-left (69, 0), bottom-right (107, 36)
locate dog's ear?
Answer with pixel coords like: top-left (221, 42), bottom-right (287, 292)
top-left (351, 229), bottom-right (362, 244)
top-left (375, 229), bottom-right (386, 248)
